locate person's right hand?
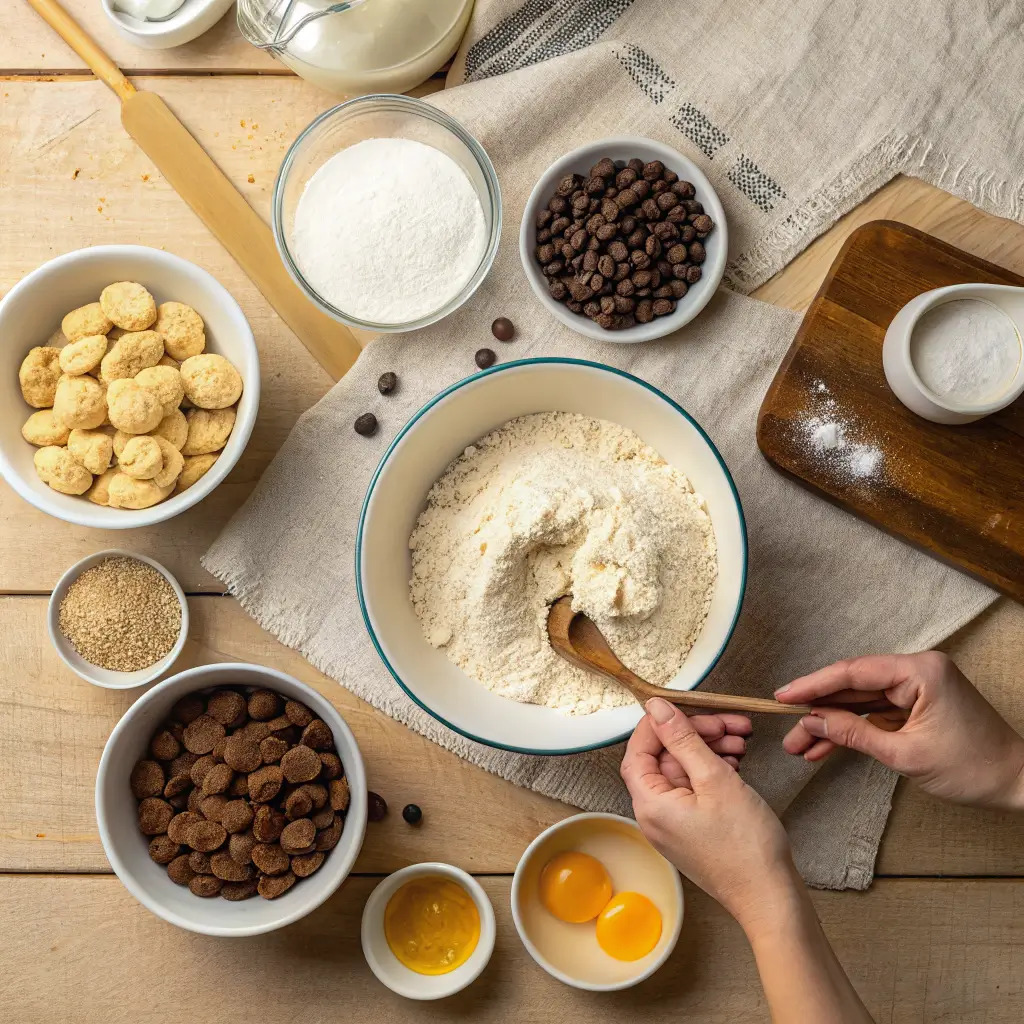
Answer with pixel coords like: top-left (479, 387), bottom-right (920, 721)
top-left (777, 652), bottom-right (1024, 811)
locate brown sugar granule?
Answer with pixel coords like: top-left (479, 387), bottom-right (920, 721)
top-left (167, 854), bottom-right (195, 886)
top-left (183, 714), bottom-right (225, 755)
top-left (221, 880), bottom-right (259, 901)
top-left (148, 834), bottom-right (180, 864)
top-left (280, 818), bottom-right (315, 852)
top-left (130, 760), bottom-right (165, 799)
top-left (58, 556), bottom-right (181, 672)
top-left (291, 852), bottom-right (324, 878)
top-left (258, 872), bottom-right (296, 900)
top-left (280, 745), bottom-right (320, 784)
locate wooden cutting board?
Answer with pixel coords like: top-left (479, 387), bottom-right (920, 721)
top-left (757, 219), bottom-right (1024, 602)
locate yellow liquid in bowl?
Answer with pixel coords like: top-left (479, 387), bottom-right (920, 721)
top-left (384, 876), bottom-right (481, 975)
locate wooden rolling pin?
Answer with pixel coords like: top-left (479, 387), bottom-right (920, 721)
top-left (26, 0), bottom-right (362, 382)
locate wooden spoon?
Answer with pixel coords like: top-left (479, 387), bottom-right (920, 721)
top-left (547, 597), bottom-right (896, 716)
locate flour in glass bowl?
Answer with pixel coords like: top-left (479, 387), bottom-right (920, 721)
top-left (290, 137), bottom-right (487, 324)
top-left (408, 413), bottom-right (719, 716)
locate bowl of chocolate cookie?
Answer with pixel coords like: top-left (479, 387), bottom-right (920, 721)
top-left (95, 662), bottom-right (367, 936)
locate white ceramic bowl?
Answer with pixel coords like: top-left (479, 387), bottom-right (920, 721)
top-left (882, 283), bottom-right (1024, 424)
top-left (511, 813), bottom-right (684, 991)
top-left (356, 358), bottom-right (747, 754)
top-left (520, 136), bottom-right (728, 343)
top-left (273, 94), bottom-right (501, 333)
top-left (96, 662), bottom-right (368, 936)
top-left (101, 0), bottom-right (236, 50)
top-left (361, 862), bottom-right (496, 999)
top-left (0, 245), bottom-right (260, 529)
top-left (48, 549), bottom-right (188, 690)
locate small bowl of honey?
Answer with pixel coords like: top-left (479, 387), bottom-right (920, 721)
top-left (361, 862), bottom-right (496, 1000)
top-left (512, 813), bottom-right (684, 991)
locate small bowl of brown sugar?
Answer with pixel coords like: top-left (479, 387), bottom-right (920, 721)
top-left (48, 550), bottom-right (188, 689)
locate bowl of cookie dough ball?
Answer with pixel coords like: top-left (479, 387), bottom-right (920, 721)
top-left (0, 245), bottom-right (260, 529)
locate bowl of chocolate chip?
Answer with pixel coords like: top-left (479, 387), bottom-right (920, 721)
top-left (519, 137), bottom-right (727, 342)
top-left (95, 663), bottom-right (367, 936)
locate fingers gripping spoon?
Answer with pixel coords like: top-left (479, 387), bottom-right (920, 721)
top-left (27, 0), bottom-right (363, 382)
top-left (546, 597), bottom-right (896, 716)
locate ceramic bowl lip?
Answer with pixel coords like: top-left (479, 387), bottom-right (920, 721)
top-left (272, 93), bottom-right (502, 334)
top-left (354, 356), bottom-right (748, 756)
top-left (360, 861), bottom-right (497, 1000)
top-left (510, 812), bottom-right (685, 992)
top-left (519, 135), bottom-right (728, 343)
top-left (100, 0), bottom-right (234, 40)
top-left (47, 548), bottom-right (189, 690)
top-left (94, 661), bottom-right (368, 937)
top-left (0, 244), bottom-right (260, 530)
top-left (893, 284), bottom-right (1024, 416)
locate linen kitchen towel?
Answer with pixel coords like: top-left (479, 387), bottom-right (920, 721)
top-left (206, 0), bottom-right (1016, 889)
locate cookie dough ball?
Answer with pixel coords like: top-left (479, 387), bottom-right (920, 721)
top-left (22, 409), bottom-right (70, 447)
top-left (34, 446), bottom-right (92, 495)
top-left (180, 354), bottom-right (242, 410)
top-left (53, 374), bottom-right (107, 430)
top-left (152, 436), bottom-right (185, 489)
top-left (119, 435), bottom-right (163, 479)
top-left (68, 428), bottom-right (113, 475)
top-left (107, 378), bottom-right (163, 434)
top-left (135, 365), bottom-right (184, 417)
top-left (176, 453), bottom-right (218, 493)
top-left (107, 472), bottom-right (173, 510)
top-left (19, 346), bottom-right (62, 408)
top-left (154, 302), bottom-right (206, 361)
top-left (86, 467), bottom-right (118, 506)
top-left (99, 330), bottom-right (164, 382)
top-left (62, 302), bottom-right (113, 342)
top-left (151, 409), bottom-right (188, 451)
top-left (59, 334), bottom-right (108, 376)
top-left (182, 406), bottom-right (235, 456)
top-left (100, 282), bottom-right (157, 331)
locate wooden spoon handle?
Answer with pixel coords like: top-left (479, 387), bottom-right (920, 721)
top-left (650, 686), bottom-right (898, 717)
top-left (26, 0), bottom-right (136, 101)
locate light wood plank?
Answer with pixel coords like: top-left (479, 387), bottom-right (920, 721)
top-left (3, 594), bottom-right (1022, 877)
top-left (0, 594), bottom-right (571, 874)
top-left (0, 874), bottom-right (1020, 1023)
top-left (3, 0), bottom-right (280, 73)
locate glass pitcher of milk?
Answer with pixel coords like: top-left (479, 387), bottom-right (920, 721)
top-left (237, 0), bottom-right (475, 96)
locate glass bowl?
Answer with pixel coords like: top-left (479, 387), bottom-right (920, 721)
top-left (273, 94), bottom-right (501, 333)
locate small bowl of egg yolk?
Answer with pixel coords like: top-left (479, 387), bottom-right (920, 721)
top-left (512, 813), bottom-right (684, 991)
top-left (361, 862), bottom-right (496, 1000)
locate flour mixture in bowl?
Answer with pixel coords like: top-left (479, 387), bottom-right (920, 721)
top-left (408, 413), bottom-right (718, 715)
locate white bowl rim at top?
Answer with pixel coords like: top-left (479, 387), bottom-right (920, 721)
top-left (360, 861), bottom-right (497, 1000)
top-left (100, 0), bottom-right (237, 47)
top-left (519, 134), bottom-right (729, 344)
top-left (510, 812), bottom-right (685, 992)
top-left (46, 548), bottom-right (189, 690)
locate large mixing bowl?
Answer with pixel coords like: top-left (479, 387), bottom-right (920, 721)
top-left (356, 358), bottom-right (747, 754)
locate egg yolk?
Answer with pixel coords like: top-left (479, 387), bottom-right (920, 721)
top-left (595, 891), bottom-right (663, 961)
top-left (384, 876), bottom-right (480, 975)
top-left (539, 851), bottom-right (613, 923)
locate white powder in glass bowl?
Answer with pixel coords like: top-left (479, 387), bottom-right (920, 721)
top-left (290, 137), bottom-right (487, 324)
top-left (408, 413), bottom-right (718, 716)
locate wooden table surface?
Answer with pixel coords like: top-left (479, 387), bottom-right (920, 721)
top-left (2, 5), bottom-right (1022, 1021)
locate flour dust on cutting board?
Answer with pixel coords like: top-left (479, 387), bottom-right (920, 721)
top-left (408, 413), bottom-right (718, 715)
top-left (792, 380), bottom-right (886, 486)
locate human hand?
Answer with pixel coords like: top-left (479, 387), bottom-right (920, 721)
top-left (621, 698), bottom-right (799, 930)
top-left (778, 652), bottom-right (1024, 811)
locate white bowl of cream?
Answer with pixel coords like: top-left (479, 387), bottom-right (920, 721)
top-left (882, 283), bottom-right (1024, 424)
top-left (355, 358), bottom-right (747, 755)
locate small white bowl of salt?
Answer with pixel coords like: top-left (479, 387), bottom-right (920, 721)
top-left (883, 283), bottom-right (1024, 424)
